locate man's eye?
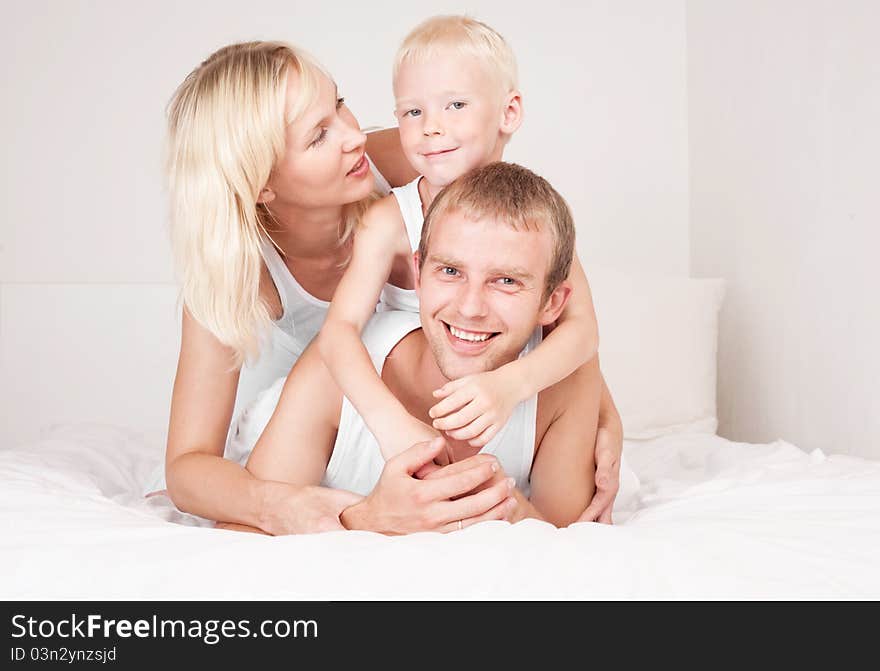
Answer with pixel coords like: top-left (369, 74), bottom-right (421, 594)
top-left (497, 277), bottom-right (516, 286)
top-left (441, 267), bottom-right (459, 276)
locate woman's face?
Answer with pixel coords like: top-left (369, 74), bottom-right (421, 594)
top-left (263, 70), bottom-right (374, 210)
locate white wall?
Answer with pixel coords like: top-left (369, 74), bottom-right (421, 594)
top-left (1, 1), bottom-right (690, 446)
top-left (688, 0), bottom-right (880, 458)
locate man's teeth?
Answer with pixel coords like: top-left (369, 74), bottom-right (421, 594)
top-left (449, 325), bottom-right (491, 342)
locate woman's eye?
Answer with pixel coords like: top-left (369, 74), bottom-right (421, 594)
top-left (310, 128), bottom-right (328, 148)
top-left (449, 101), bottom-right (466, 110)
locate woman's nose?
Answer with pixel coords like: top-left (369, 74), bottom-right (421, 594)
top-left (341, 123), bottom-right (367, 153)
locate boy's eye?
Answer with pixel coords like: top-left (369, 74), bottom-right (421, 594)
top-left (336, 97), bottom-right (346, 109)
top-left (440, 266), bottom-right (459, 276)
top-left (449, 101), bottom-right (466, 110)
top-left (405, 109), bottom-right (422, 118)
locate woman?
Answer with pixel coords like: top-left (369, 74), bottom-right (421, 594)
top-left (154, 41), bottom-right (623, 534)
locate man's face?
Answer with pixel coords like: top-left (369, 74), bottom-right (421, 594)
top-left (416, 211), bottom-right (562, 381)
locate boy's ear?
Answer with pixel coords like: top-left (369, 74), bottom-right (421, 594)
top-left (257, 187), bottom-right (276, 205)
top-left (500, 90), bottom-right (524, 136)
top-left (537, 280), bottom-right (572, 326)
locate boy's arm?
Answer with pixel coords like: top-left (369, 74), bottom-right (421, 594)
top-left (316, 196), bottom-right (437, 458)
top-left (527, 357), bottom-right (602, 527)
top-left (513, 253), bottom-right (599, 399)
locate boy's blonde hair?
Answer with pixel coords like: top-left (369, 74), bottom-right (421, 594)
top-left (419, 162), bottom-right (575, 301)
top-left (393, 15), bottom-right (518, 95)
top-left (166, 41), bottom-right (371, 367)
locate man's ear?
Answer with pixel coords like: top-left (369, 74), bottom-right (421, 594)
top-left (412, 251), bottom-right (422, 296)
top-left (500, 90), bottom-right (523, 136)
top-left (538, 280), bottom-right (572, 326)
top-left (257, 187), bottom-right (276, 205)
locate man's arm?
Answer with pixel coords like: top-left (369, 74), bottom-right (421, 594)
top-left (528, 358), bottom-right (602, 527)
top-left (577, 369), bottom-right (624, 524)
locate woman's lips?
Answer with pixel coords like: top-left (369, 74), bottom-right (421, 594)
top-left (346, 154), bottom-right (369, 177)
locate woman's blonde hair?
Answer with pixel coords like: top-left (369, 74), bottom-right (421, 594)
top-left (166, 41), bottom-right (371, 367)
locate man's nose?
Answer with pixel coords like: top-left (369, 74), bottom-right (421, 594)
top-left (456, 283), bottom-right (489, 319)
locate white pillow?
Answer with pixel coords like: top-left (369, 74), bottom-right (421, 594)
top-left (588, 266), bottom-right (725, 440)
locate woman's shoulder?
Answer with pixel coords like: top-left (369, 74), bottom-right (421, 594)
top-left (362, 193), bottom-right (405, 232)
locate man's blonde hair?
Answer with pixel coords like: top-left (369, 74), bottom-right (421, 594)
top-left (393, 15), bottom-right (518, 96)
top-left (419, 162), bottom-right (575, 301)
top-left (166, 41), bottom-right (372, 367)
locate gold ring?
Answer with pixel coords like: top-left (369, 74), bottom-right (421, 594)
top-left (457, 520), bottom-right (463, 531)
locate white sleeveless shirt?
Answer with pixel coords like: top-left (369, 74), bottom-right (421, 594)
top-left (376, 176), bottom-right (424, 314)
top-left (322, 310), bottom-right (543, 497)
top-left (145, 157), bottom-right (394, 492)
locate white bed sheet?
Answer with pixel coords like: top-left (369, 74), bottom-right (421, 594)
top-left (2, 424), bottom-right (879, 600)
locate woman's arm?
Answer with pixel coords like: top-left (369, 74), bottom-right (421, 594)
top-left (165, 308), bottom-right (356, 533)
top-left (316, 196), bottom-right (437, 458)
top-left (365, 127), bottom-right (419, 188)
top-left (528, 357), bottom-right (602, 527)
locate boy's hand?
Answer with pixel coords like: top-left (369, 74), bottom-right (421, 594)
top-left (428, 366), bottom-right (528, 447)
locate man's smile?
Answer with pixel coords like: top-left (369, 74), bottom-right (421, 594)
top-left (441, 320), bottom-right (500, 354)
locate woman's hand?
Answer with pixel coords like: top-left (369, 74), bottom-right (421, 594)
top-left (428, 365), bottom-right (529, 447)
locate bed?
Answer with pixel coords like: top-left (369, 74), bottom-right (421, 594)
top-left (2, 270), bottom-right (878, 600)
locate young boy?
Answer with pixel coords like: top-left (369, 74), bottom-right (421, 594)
top-left (317, 15), bottom-right (602, 463)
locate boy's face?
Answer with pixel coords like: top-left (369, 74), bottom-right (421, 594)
top-left (415, 211), bottom-right (564, 381)
top-left (394, 52), bottom-right (517, 188)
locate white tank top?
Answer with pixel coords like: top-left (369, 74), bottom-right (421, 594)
top-left (233, 157), bottom-right (393, 421)
top-left (322, 310), bottom-right (543, 497)
top-left (377, 176), bottom-right (424, 313)
top-left (145, 157), bottom-right (392, 493)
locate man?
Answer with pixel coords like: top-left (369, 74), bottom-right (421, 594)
top-left (243, 162), bottom-right (608, 534)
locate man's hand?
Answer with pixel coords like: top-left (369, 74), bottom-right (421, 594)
top-left (341, 437), bottom-right (514, 534)
top-left (577, 425), bottom-right (621, 524)
top-left (429, 365), bottom-right (528, 447)
top-left (259, 483), bottom-right (365, 535)
top-left (419, 458), bottom-right (529, 522)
